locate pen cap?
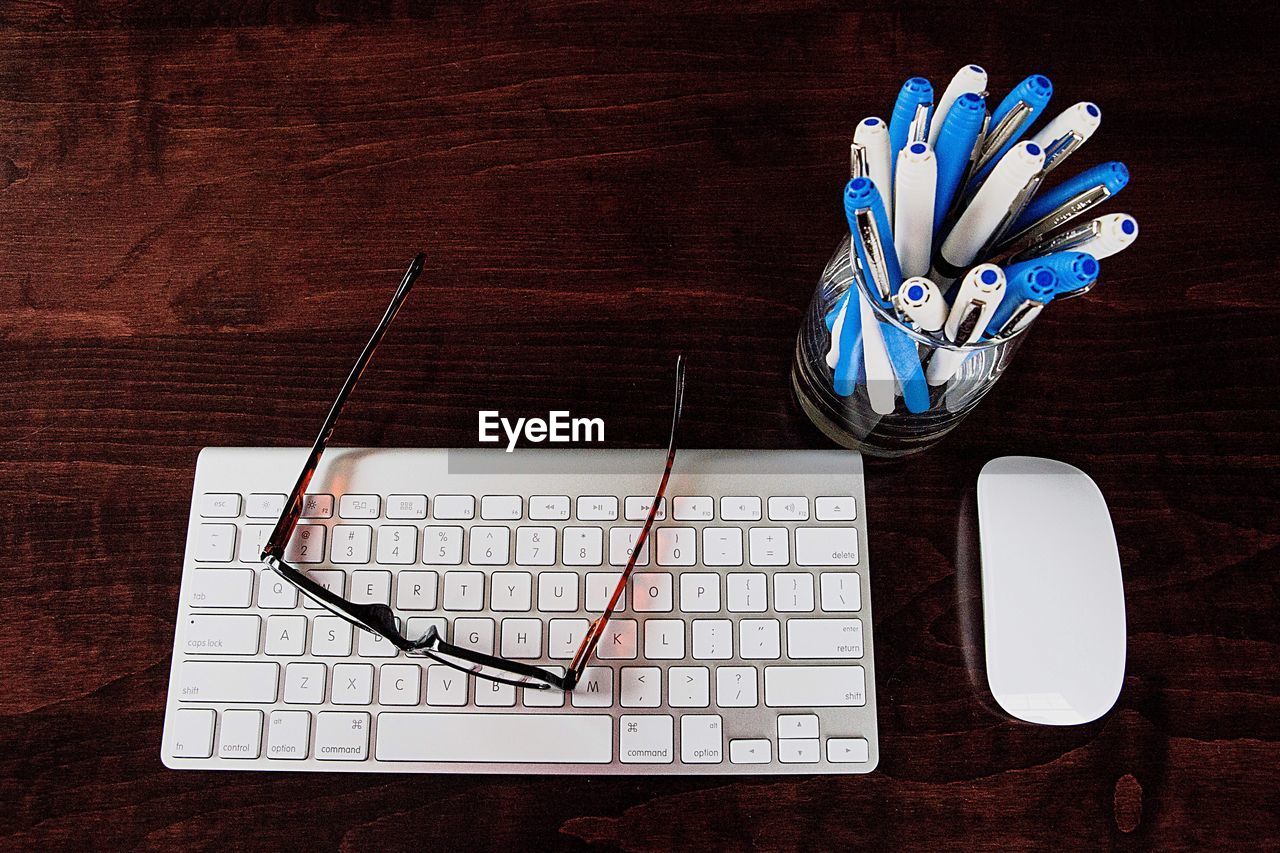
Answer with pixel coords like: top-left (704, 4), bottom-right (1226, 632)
top-left (854, 117), bottom-right (894, 205)
top-left (990, 74), bottom-right (1053, 128)
top-left (895, 141), bottom-right (937, 191)
top-left (1015, 161), bottom-right (1129, 229)
top-left (844, 176), bottom-right (903, 304)
top-left (940, 141), bottom-right (1046, 268)
top-left (985, 264), bottom-right (1056, 335)
top-left (1026, 251), bottom-right (1100, 295)
top-left (1030, 102), bottom-right (1102, 151)
top-left (928, 65), bottom-right (988, 147)
top-left (1088, 213), bottom-right (1140, 259)
top-left (933, 92), bottom-right (987, 232)
top-left (889, 77), bottom-right (934, 157)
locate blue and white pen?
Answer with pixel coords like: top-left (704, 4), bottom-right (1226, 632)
top-left (927, 65), bottom-right (987, 148)
top-left (888, 77), bottom-right (933, 168)
top-left (926, 264), bottom-right (1006, 385)
top-left (1029, 102), bottom-right (1101, 174)
top-left (1029, 251), bottom-right (1101, 299)
top-left (1003, 161), bottom-right (1130, 252)
top-left (1017, 213), bottom-right (1139, 265)
top-left (971, 74), bottom-right (1053, 182)
top-left (854, 117), bottom-right (894, 219)
top-left (842, 178), bottom-right (930, 413)
top-left (986, 262), bottom-right (1058, 337)
top-left (933, 92), bottom-right (987, 234)
top-left (895, 277), bottom-right (947, 332)
top-left (894, 141), bottom-right (937, 279)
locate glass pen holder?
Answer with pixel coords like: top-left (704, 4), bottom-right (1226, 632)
top-left (792, 236), bottom-right (1030, 457)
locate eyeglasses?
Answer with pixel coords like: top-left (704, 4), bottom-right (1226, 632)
top-left (260, 254), bottom-right (685, 691)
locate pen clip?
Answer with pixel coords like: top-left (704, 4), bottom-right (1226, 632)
top-left (908, 102), bottom-right (931, 144)
top-left (1006, 184), bottom-right (1114, 259)
top-left (1013, 217), bottom-right (1105, 263)
top-left (1041, 130), bottom-right (1084, 174)
top-left (973, 101), bottom-right (1033, 173)
top-left (850, 142), bottom-right (869, 180)
top-left (952, 297), bottom-right (988, 344)
top-left (994, 299), bottom-right (1045, 339)
top-left (854, 208), bottom-right (894, 303)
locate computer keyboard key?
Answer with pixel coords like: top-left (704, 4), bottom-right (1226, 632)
top-left (284, 524), bottom-right (326, 564)
top-left (219, 709), bottom-right (263, 760)
top-left (548, 619), bottom-right (589, 659)
top-left (247, 493), bottom-right (287, 518)
top-left (468, 527), bottom-right (511, 565)
top-left (795, 527), bottom-right (859, 566)
top-left (283, 662), bottom-right (325, 704)
top-left (529, 496), bottom-right (571, 520)
top-left (316, 712), bottom-right (370, 761)
top-left (619, 715), bottom-right (675, 764)
top-left (585, 571), bottom-right (627, 611)
top-left (523, 668), bottom-right (567, 708)
top-left (655, 528), bottom-right (696, 566)
top-left (596, 619), bottom-right (637, 660)
top-left (702, 528), bottom-right (743, 567)
top-left (624, 496), bottom-right (666, 521)
top-left (339, 495), bottom-right (380, 519)
top-left (331, 526), bottom-right (373, 564)
top-left (692, 619), bottom-right (733, 660)
top-left (720, 497), bottom-right (762, 521)
top-left (182, 614), bottom-right (260, 655)
top-left (178, 661), bottom-right (278, 703)
top-left (499, 618), bottom-right (543, 658)
top-left (422, 526), bottom-right (463, 565)
top-left (668, 666), bottom-right (710, 708)
top-left (426, 665), bottom-right (468, 706)
top-left (376, 713), bottom-right (612, 764)
top-left (187, 568), bottom-right (253, 608)
top-left (778, 738), bottom-right (820, 763)
top-left (815, 496), bottom-right (857, 521)
top-left (386, 495), bottom-right (428, 519)
top-left (311, 616), bottom-right (353, 657)
top-left (773, 572), bottom-right (815, 612)
top-left (454, 618), bottom-right (496, 656)
top-left (673, 497), bottom-right (713, 521)
top-left (169, 708), bottom-right (215, 758)
top-left (680, 715), bottom-right (723, 764)
top-left (198, 493), bottom-right (241, 518)
top-left (767, 497), bottom-right (809, 521)
top-left (257, 570), bottom-right (299, 609)
top-left (481, 495), bottom-right (522, 520)
top-left (301, 494), bottom-right (334, 519)
top-left (396, 571), bottom-right (439, 611)
top-left (238, 524), bottom-right (272, 564)
top-left (375, 526), bottom-right (417, 565)
top-left (715, 666), bottom-right (759, 708)
top-left (486, 572), bottom-right (529, 611)
top-left (432, 495), bottom-right (475, 520)
top-left (351, 570), bottom-right (392, 605)
top-left (571, 666), bottom-right (614, 708)
top-left (443, 571), bottom-right (485, 610)
top-left (379, 664), bottom-right (422, 705)
top-left (266, 711), bottom-right (310, 760)
top-left (265, 615), bottom-right (306, 656)
top-left (729, 738), bottom-right (771, 764)
top-left (764, 665), bottom-right (867, 707)
top-left (193, 524), bottom-right (236, 563)
top-left (538, 572), bottom-right (580, 612)
top-left (562, 527), bottom-right (604, 566)
top-left (632, 572), bottom-right (673, 612)
top-left (820, 572), bottom-right (862, 612)
top-left (406, 617), bottom-right (447, 645)
top-left (739, 619), bottom-right (781, 659)
top-left (476, 679), bottom-right (517, 708)
top-left (644, 620), bottom-right (685, 660)
top-left (608, 528), bottom-right (650, 567)
top-left (778, 714), bottom-right (819, 739)
top-left (620, 667), bottom-right (662, 707)
top-left (787, 619), bottom-right (863, 659)
top-left (357, 627), bottom-right (400, 658)
top-left (680, 573), bottom-right (721, 612)
top-left (302, 570), bottom-right (345, 609)
top-left (747, 528), bottom-right (789, 566)
top-left (827, 738), bottom-right (870, 763)
top-left (576, 496), bottom-right (618, 521)
top-left (515, 527), bottom-right (557, 566)
top-left (727, 573), bottom-right (769, 612)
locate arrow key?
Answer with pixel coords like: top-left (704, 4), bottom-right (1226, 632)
top-left (729, 738), bottom-right (772, 764)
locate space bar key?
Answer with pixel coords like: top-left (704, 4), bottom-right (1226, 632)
top-left (376, 713), bottom-right (613, 764)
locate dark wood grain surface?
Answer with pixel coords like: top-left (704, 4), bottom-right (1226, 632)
top-left (2, 1), bottom-right (1277, 849)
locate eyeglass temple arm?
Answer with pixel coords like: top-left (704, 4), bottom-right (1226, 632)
top-left (262, 253), bottom-right (425, 560)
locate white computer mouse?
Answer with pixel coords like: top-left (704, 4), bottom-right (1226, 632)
top-left (977, 456), bottom-right (1126, 725)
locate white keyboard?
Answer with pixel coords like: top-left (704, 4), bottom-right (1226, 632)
top-left (162, 448), bottom-right (878, 774)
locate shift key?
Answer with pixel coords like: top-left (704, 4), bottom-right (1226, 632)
top-left (178, 661), bottom-right (279, 703)
top-left (765, 665), bottom-right (866, 707)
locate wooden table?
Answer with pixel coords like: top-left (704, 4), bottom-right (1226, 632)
top-left (2, 2), bottom-right (1276, 849)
